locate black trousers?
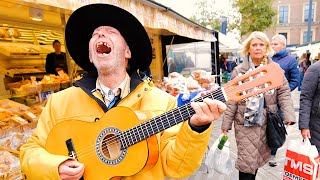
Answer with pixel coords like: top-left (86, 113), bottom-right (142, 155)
top-left (239, 169), bottom-right (258, 180)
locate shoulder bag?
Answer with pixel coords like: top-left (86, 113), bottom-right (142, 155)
top-left (265, 99), bottom-right (287, 149)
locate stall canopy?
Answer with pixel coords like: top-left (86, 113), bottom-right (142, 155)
top-left (218, 32), bottom-right (242, 53)
top-left (292, 41), bottom-right (320, 59)
top-left (21, 0), bottom-right (217, 42)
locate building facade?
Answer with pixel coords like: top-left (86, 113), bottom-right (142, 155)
top-left (265, 0), bottom-right (320, 47)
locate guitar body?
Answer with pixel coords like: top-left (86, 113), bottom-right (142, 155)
top-left (45, 107), bottom-right (159, 180)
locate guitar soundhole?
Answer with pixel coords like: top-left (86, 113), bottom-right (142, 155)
top-left (96, 127), bottom-right (127, 165)
top-left (101, 133), bottom-right (121, 160)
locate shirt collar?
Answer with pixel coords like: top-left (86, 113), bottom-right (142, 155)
top-left (95, 73), bottom-right (130, 101)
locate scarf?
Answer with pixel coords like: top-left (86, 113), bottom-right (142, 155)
top-left (243, 56), bottom-right (264, 127)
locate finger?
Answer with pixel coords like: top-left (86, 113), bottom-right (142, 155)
top-left (60, 165), bottom-right (84, 180)
top-left (308, 131), bottom-right (311, 139)
top-left (204, 99), bottom-right (226, 118)
top-left (191, 101), bottom-right (213, 123)
top-left (199, 100), bottom-right (215, 119)
top-left (203, 99), bottom-right (219, 120)
top-left (215, 100), bottom-right (226, 114)
top-left (60, 162), bottom-right (84, 176)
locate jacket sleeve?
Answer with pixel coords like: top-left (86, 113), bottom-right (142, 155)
top-left (299, 64), bottom-right (319, 129)
top-left (20, 96), bottom-right (70, 180)
top-left (159, 97), bottom-right (213, 179)
top-left (288, 57), bottom-right (300, 91)
top-left (277, 77), bottom-right (296, 124)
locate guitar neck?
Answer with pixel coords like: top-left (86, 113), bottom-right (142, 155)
top-left (119, 87), bottom-right (226, 149)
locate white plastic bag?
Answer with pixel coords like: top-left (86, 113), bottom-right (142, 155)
top-left (283, 139), bottom-right (320, 180)
top-left (205, 135), bottom-right (234, 175)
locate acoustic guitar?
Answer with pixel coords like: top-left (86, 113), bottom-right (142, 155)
top-left (45, 63), bottom-right (284, 179)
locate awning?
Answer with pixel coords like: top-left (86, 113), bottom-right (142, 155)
top-left (21, 0), bottom-right (216, 42)
top-left (291, 42), bottom-right (320, 59)
top-left (218, 32), bottom-right (242, 53)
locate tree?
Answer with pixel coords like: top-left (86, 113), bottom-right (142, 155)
top-left (234, 0), bottom-right (277, 36)
top-left (190, 0), bottom-right (239, 33)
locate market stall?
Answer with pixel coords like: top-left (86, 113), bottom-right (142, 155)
top-left (0, 0), bottom-right (219, 178)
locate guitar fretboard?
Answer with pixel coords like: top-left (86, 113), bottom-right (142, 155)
top-left (119, 87), bottom-right (226, 149)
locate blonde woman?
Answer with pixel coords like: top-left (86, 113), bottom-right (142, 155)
top-left (221, 31), bottom-right (296, 180)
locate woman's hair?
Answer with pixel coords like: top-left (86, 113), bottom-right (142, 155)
top-left (241, 31), bottom-right (274, 61)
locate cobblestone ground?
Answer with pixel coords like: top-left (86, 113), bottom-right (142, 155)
top-left (167, 89), bottom-right (301, 180)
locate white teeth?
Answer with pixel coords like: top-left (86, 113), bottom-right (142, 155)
top-left (96, 41), bottom-right (110, 48)
top-left (103, 42), bottom-right (110, 47)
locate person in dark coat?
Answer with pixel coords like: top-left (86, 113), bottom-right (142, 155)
top-left (271, 34), bottom-right (299, 91)
top-left (268, 34), bottom-right (300, 166)
top-left (299, 61), bottom-right (320, 153)
top-left (45, 40), bottom-right (68, 75)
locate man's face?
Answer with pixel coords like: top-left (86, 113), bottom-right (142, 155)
top-left (89, 26), bottom-right (131, 72)
top-left (249, 38), bottom-right (266, 61)
top-left (271, 38), bottom-right (285, 53)
top-left (53, 42), bottom-right (61, 52)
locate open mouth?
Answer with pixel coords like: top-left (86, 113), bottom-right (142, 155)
top-left (96, 41), bottom-right (112, 55)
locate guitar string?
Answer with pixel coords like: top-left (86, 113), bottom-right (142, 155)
top-left (77, 92), bottom-right (227, 160)
top-left (72, 83), bottom-right (270, 160)
top-left (74, 83), bottom-right (270, 160)
top-left (75, 90), bottom-right (229, 160)
top-left (74, 85), bottom-right (268, 160)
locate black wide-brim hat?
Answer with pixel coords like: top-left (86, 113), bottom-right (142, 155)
top-left (65, 4), bottom-right (152, 73)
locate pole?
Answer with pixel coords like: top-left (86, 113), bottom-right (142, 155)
top-left (306, 0), bottom-right (312, 43)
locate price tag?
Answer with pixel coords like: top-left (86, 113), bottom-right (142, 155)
top-left (39, 91), bottom-right (53, 102)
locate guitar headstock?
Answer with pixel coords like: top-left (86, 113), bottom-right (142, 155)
top-left (223, 62), bottom-right (284, 102)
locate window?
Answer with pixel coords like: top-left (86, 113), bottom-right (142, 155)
top-left (304, 4), bottom-right (315, 22)
top-left (279, 6), bottom-right (288, 23)
top-left (303, 31), bottom-right (313, 43)
top-left (279, 33), bottom-right (288, 40)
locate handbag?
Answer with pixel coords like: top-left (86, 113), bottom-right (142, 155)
top-left (265, 100), bottom-right (287, 149)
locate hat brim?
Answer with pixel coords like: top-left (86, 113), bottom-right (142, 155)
top-left (65, 4), bottom-right (152, 73)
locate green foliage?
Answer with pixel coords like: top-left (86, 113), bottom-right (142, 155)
top-left (190, 15), bottom-right (221, 30)
top-left (234, 0), bottom-right (277, 36)
top-left (189, 0), bottom-right (241, 34)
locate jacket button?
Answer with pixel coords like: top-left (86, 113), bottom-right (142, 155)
top-left (137, 94), bottom-right (141, 97)
top-left (144, 88), bottom-right (148, 91)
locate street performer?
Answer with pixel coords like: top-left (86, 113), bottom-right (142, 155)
top-left (20, 4), bottom-right (226, 180)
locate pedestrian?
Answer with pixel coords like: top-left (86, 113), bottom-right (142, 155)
top-left (298, 52), bottom-right (312, 91)
top-left (19, 4), bottom-right (226, 180)
top-left (167, 57), bottom-right (176, 73)
top-left (221, 31), bottom-right (296, 180)
top-left (299, 60), bottom-right (320, 153)
top-left (269, 34), bottom-right (300, 166)
top-left (45, 40), bottom-right (68, 75)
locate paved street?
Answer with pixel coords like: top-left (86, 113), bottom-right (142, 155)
top-left (168, 89), bottom-right (302, 180)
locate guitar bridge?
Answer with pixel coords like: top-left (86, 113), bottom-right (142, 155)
top-left (66, 139), bottom-right (78, 160)
top-left (66, 139), bottom-right (84, 180)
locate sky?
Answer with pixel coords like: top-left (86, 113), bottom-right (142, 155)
top-left (154, 0), bottom-right (241, 42)
top-left (154, 0), bottom-right (196, 18)
top-left (154, 0), bottom-right (233, 19)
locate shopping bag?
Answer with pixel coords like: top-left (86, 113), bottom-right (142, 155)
top-left (205, 135), bottom-right (233, 175)
top-left (283, 139), bottom-right (320, 180)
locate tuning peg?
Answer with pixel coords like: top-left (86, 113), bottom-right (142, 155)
top-left (266, 89), bottom-right (274, 94)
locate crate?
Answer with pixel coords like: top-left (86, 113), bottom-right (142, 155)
top-left (37, 83), bottom-right (60, 92)
top-left (60, 82), bottom-right (70, 90)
